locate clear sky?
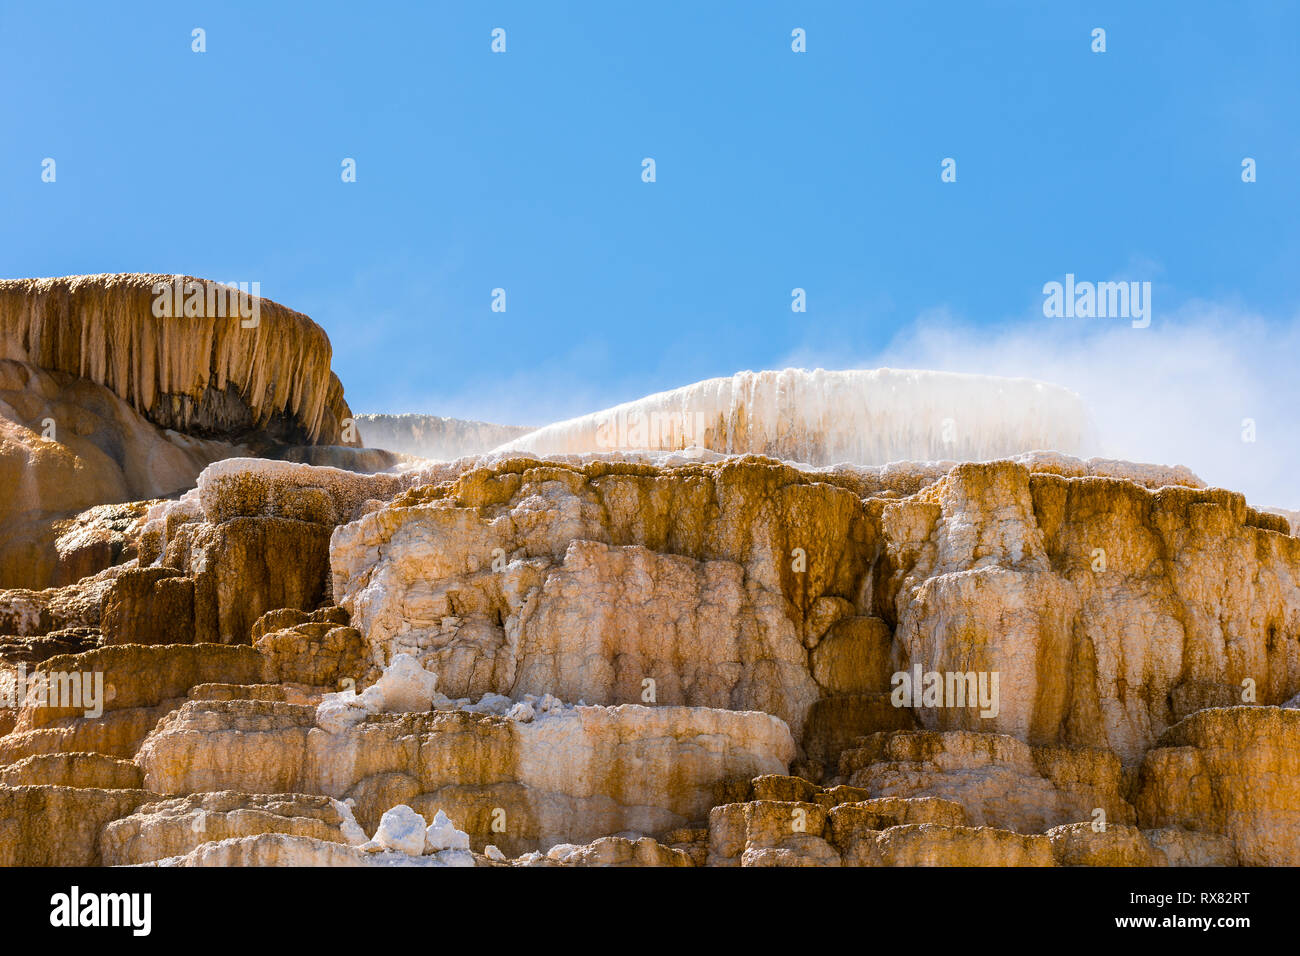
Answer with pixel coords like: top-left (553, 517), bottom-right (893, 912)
top-left (3, 2), bottom-right (1298, 499)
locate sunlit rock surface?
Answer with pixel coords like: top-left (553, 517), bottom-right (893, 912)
top-left (0, 360), bottom-right (240, 589)
top-left (133, 695), bottom-right (793, 855)
top-left (0, 275), bottom-right (354, 445)
top-left (0, 277), bottom-right (1295, 868)
top-left (3, 445), bottom-right (1296, 867)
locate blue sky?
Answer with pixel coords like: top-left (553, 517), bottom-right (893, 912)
top-left (3, 2), bottom-right (1298, 499)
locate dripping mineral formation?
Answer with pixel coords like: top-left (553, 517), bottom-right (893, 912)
top-left (0, 275), bottom-right (392, 590)
top-left (492, 368), bottom-right (1100, 465)
top-left (0, 274), bottom-right (1296, 868)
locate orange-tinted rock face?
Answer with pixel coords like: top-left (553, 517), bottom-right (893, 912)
top-left (0, 281), bottom-right (1295, 870)
top-left (1135, 707), bottom-right (1300, 865)
top-left (0, 360), bottom-right (241, 588)
top-left (0, 275), bottom-right (354, 446)
top-left (328, 456), bottom-right (1300, 762)
top-left (878, 461), bottom-right (1300, 762)
top-left (3, 449), bottom-right (1298, 868)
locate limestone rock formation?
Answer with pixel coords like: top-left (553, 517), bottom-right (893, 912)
top-left (0, 276), bottom-right (387, 593)
top-left (1135, 706), bottom-right (1299, 865)
top-left (0, 360), bottom-right (238, 588)
top-left (880, 461), bottom-right (1300, 762)
top-left (116, 459), bottom-right (421, 646)
top-left (101, 791), bottom-right (367, 866)
top-left (253, 606), bottom-right (366, 688)
top-left (0, 785), bottom-right (159, 866)
top-left (0, 275), bottom-right (355, 446)
top-left (134, 695), bottom-right (794, 855)
top-left (1, 324), bottom-right (1296, 869)
top-left (328, 454), bottom-right (1297, 767)
top-left (836, 730), bottom-right (1132, 833)
top-left (330, 456), bottom-right (877, 735)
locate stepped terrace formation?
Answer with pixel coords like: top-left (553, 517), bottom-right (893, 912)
top-left (1, 277), bottom-right (1295, 868)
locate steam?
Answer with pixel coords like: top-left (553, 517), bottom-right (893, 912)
top-left (785, 301), bottom-right (1300, 509)
top-left (357, 295), bottom-right (1299, 510)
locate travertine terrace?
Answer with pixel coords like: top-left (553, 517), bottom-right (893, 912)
top-left (495, 368), bottom-right (1098, 465)
top-left (1, 275), bottom-right (1296, 868)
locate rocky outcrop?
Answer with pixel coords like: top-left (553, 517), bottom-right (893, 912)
top-left (0, 360), bottom-right (239, 588)
top-left (1135, 706), bottom-right (1300, 865)
top-left (46, 500), bottom-right (160, 588)
top-left (0, 785), bottom-right (158, 866)
top-left (705, 797), bottom-right (1054, 867)
top-left (836, 730), bottom-right (1132, 833)
top-left (100, 568), bottom-right (196, 645)
top-left (330, 454), bottom-right (1298, 766)
top-left (0, 275), bottom-right (355, 446)
top-left (117, 459), bottom-right (415, 645)
top-left (331, 456), bottom-right (875, 735)
top-left (0, 644), bottom-right (269, 764)
top-left (0, 275), bottom-right (378, 592)
top-left (135, 697), bottom-right (795, 855)
top-left (101, 791), bottom-right (366, 866)
top-left (145, 832), bottom-right (472, 867)
top-left (252, 606), bottom-right (366, 688)
top-left (1, 400), bottom-right (1296, 867)
top-left (0, 564), bottom-right (123, 637)
top-left (0, 752), bottom-right (142, 789)
top-left (537, 836), bottom-right (693, 867)
top-left (881, 461), bottom-right (1300, 762)
top-left (194, 458), bottom-right (407, 526)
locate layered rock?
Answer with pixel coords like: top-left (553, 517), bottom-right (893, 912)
top-left (1, 384), bottom-right (1297, 868)
top-left (880, 461), bottom-right (1300, 762)
top-left (0, 643), bottom-right (269, 764)
top-left (1134, 706), bottom-right (1300, 865)
top-left (331, 456), bottom-right (876, 735)
top-left (705, 797), bottom-right (1054, 867)
top-left (836, 730), bottom-right (1132, 833)
top-left (0, 275), bottom-right (355, 445)
top-left (101, 791), bottom-right (367, 866)
top-left (0, 275), bottom-right (378, 593)
top-left (120, 459), bottom-right (416, 645)
top-left (46, 500), bottom-right (161, 587)
top-left (330, 455), bottom-right (883, 733)
top-left (0, 564), bottom-right (123, 637)
top-left (145, 832), bottom-right (472, 867)
top-left (135, 697), bottom-right (795, 855)
top-left (253, 606), bottom-right (366, 688)
top-left (330, 453), bottom-right (1298, 767)
top-left (0, 360), bottom-right (238, 588)
top-left (0, 785), bottom-right (158, 866)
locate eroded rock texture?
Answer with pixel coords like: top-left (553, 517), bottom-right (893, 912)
top-left (0, 360), bottom-right (237, 588)
top-left (2, 447), bottom-right (1297, 868)
top-left (0, 276), bottom-right (387, 593)
top-left (0, 275), bottom-right (354, 445)
top-left (134, 698), bottom-right (793, 856)
top-left (0, 290), bottom-right (1295, 868)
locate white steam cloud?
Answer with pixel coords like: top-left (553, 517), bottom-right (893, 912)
top-left (785, 300), bottom-right (1300, 510)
